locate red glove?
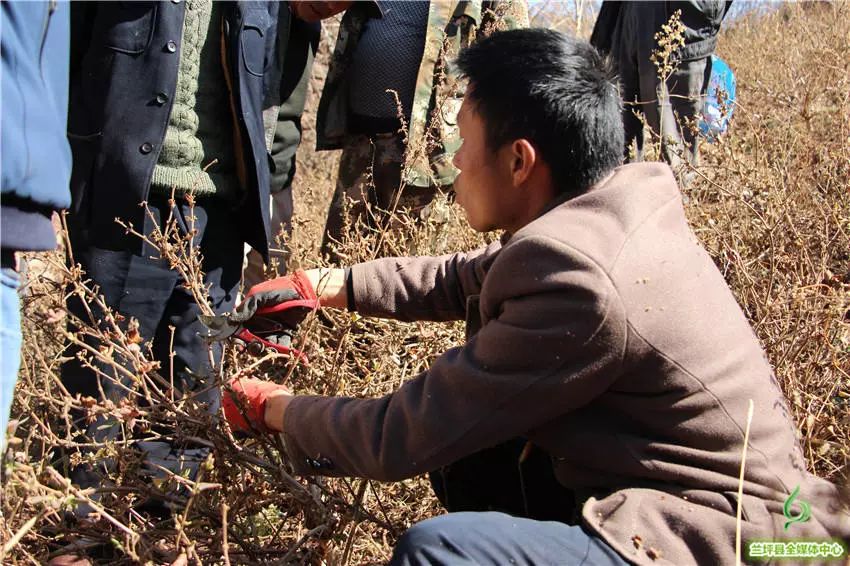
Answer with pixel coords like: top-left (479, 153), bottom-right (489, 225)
top-left (241, 269), bottom-right (319, 316)
top-left (229, 270), bottom-right (320, 347)
top-left (222, 378), bottom-right (291, 433)
top-left (289, 1), bottom-right (353, 22)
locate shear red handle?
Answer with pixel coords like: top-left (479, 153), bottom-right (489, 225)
top-left (234, 327), bottom-right (310, 364)
top-left (255, 298), bottom-right (319, 316)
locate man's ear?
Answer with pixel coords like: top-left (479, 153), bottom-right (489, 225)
top-left (509, 139), bottom-right (537, 187)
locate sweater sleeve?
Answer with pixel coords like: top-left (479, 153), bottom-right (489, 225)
top-left (281, 235), bottom-right (626, 481)
top-left (348, 240), bottom-right (502, 322)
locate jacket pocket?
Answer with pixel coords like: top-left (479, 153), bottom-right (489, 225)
top-left (94, 2), bottom-right (157, 54)
top-left (241, 9), bottom-right (271, 77)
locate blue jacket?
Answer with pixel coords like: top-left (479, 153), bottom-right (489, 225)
top-left (67, 1), bottom-right (279, 258)
top-left (1, 0), bottom-right (72, 252)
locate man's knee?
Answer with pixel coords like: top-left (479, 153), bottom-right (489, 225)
top-left (390, 513), bottom-right (478, 566)
top-left (390, 515), bottom-right (448, 565)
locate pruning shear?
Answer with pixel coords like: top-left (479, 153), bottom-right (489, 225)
top-left (198, 310), bottom-right (310, 364)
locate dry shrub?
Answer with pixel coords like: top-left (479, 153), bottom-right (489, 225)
top-left (687, 1), bottom-right (849, 481)
top-left (2, 198), bottom-right (463, 564)
top-left (2, 3), bottom-right (848, 565)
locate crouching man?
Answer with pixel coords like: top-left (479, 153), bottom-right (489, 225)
top-left (222, 29), bottom-right (849, 565)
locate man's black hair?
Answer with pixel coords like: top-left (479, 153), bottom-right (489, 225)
top-left (456, 28), bottom-right (624, 194)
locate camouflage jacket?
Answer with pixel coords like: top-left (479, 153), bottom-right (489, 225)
top-left (315, 0), bottom-right (528, 188)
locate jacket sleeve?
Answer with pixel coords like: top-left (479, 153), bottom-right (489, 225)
top-left (589, 1), bottom-right (621, 54)
top-left (349, 240), bottom-right (502, 322)
top-left (281, 235), bottom-right (627, 481)
top-left (672, 0), bottom-right (730, 61)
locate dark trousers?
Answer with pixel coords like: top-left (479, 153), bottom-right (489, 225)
top-left (390, 512), bottom-right (629, 566)
top-left (59, 193), bottom-right (243, 512)
top-left (429, 438), bottom-right (577, 522)
top-left (593, 1), bottom-right (717, 174)
top-left (404, 440), bottom-right (628, 566)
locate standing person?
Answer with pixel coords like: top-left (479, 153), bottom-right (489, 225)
top-left (222, 29), bottom-right (849, 565)
top-left (243, 10), bottom-right (321, 288)
top-left (315, 0), bottom-right (528, 258)
top-left (0, 0), bottom-right (72, 450)
top-left (591, 1), bottom-right (731, 177)
top-left (57, 0), bottom-right (279, 529)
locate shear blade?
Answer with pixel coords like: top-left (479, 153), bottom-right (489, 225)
top-left (198, 314), bottom-right (242, 342)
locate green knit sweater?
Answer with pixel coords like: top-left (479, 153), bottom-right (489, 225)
top-left (150, 0), bottom-right (238, 198)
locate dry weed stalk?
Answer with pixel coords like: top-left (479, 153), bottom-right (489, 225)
top-left (649, 9), bottom-right (686, 83)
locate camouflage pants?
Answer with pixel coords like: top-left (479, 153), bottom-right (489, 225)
top-left (321, 132), bottom-right (441, 258)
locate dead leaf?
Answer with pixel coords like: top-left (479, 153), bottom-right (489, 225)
top-left (632, 535), bottom-right (643, 550)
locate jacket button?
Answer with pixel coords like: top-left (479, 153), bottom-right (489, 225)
top-left (155, 92), bottom-right (169, 105)
top-left (166, 40), bottom-right (177, 53)
top-left (140, 142), bottom-right (153, 154)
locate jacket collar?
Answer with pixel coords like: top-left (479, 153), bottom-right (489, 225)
top-left (500, 167), bottom-right (617, 244)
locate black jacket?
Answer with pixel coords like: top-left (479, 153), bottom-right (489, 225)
top-left (591, 1), bottom-right (731, 62)
top-left (67, 1), bottom-right (279, 257)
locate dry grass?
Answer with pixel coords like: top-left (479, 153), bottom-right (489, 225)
top-left (2, 3), bottom-right (848, 564)
top-left (688, 1), bottom-right (849, 480)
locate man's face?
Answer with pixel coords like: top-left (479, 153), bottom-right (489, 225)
top-left (452, 97), bottom-right (515, 233)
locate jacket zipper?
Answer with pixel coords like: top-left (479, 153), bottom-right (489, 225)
top-left (38, 1), bottom-right (58, 72)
